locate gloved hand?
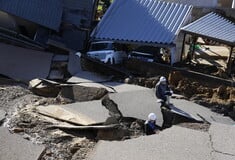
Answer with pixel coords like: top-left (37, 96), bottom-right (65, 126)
top-left (164, 91), bottom-right (172, 96)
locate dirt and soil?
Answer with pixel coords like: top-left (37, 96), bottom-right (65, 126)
top-left (0, 77), bottom-right (144, 160)
top-left (0, 78), bottom-right (96, 160)
top-left (1, 65), bottom-right (234, 160)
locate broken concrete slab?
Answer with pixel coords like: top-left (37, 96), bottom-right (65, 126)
top-left (60, 85), bottom-right (108, 101)
top-left (209, 123), bottom-right (235, 156)
top-left (29, 78), bottom-right (61, 97)
top-left (169, 104), bottom-right (202, 122)
top-left (0, 127), bottom-right (45, 160)
top-left (212, 152), bottom-right (235, 160)
top-left (89, 126), bottom-right (211, 160)
top-left (73, 82), bottom-right (148, 93)
top-left (0, 42), bottom-right (53, 81)
top-left (0, 110), bottom-right (6, 124)
top-left (109, 88), bottom-right (233, 126)
top-left (102, 81), bottom-right (148, 93)
top-left (60, 101), bottom-right (110, 125)
top-left (68, 71), bottom-right (111, 83)
top-left (37, 105), bottom-right (96, 125)
top-left (171, 99), bottom-right (234, 125)
top-left (109, 89), bottom-right (163, 126)
top-left (73, 83), bottom-right (117, 93)
top-left (37, 100), bottom-right (109, 125)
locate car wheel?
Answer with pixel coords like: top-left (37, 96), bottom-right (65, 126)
top-left (107, 58), bottom-right (111, 64)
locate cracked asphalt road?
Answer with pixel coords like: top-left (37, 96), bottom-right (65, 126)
top-left (88, 123), bottom-right (235, 160)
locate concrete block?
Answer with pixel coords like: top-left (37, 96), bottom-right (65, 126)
top-left (0, 110), bottom-right (6, 124)
top-left (0, 43), bottom-right (53, 81)
top-left (209, 123), bottom-right (235, 155)
top-left (89, 126), bottom-right (211, 160)
top-left (212, 152), bottom-right (235, 160)
top-left (0, 127), bottom-right (45, 160)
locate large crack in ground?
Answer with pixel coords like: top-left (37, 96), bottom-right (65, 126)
top-left (1, 77), bottom-right (234, 160)
top-left (209, 133), bottom-right (235, 158)
top-left (100, 95), bottom-right (145, 140)
top-left (100, 95), bottom-right (211, 139)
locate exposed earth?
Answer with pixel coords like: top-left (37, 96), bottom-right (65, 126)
top-left (0, 70), bottom-right (234, 159)
top-left (0, 78), bottom-right (96, 160)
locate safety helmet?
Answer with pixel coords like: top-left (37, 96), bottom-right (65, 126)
top-left (148, 113), bottom-right (157, 121)
top-left (159, 76), bottom-right (166, 83)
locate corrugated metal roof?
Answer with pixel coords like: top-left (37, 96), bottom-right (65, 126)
top-left (162, 0), bottom-right (217, 7)
top-left (181, 12), bottom-right (235, 45)
top-left (91, 0), bottom-right (192, 46)
top-left (0, 0), bottom-right (63, 30)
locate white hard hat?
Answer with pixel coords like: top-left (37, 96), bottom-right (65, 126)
top-left (159, 76), bottom-right (166, 83)
top-left (148, 113), bottom-right (157, 121)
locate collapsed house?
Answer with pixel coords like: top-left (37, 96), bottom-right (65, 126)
top-left (0, 0), bottom-right (97, 51)
top-left (0, 0), bottom-right (100, 81)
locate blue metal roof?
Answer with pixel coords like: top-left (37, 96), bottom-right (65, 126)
top-left (91, 0), bottom-right (192, 46)
top-left (160, 0), bottom-right (217, 7)
top-left (181, 12), bottom-right (235, 45)
top-left (0, 0), bottom-right (63, 30)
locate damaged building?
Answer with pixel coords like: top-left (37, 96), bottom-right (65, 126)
top-left (90, 0), bottom-right (235, 77)
top-left (0, 0), bottom-right (97, 51)
top-left (91, 0), bottom-right (193, 65)
top-left (0, 1), bottom-right (235, 160)
top-left (0, 0), bottom-right (101, 81)
top-left (181, 12), bottom-right (235, 75)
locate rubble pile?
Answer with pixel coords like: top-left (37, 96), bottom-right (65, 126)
top-left (0, 78), bottom-right (146, 160)
top-left (0, 80), bottom-right (96, 160)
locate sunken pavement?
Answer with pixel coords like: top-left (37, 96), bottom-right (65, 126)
top-left (0, 55), bottom-right (235, 160)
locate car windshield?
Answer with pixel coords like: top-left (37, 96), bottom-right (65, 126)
top-left (131, 52), bottom-right (153, 58)
top-left (135, 46), bottom-right (160, 54)
top-left (89, 42), bottom-right (113, 51)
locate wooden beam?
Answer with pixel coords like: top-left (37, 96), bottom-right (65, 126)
top-left (180, 33), bottom-right (186, 61)
top-left (227, 46), bottom-right (234, 74)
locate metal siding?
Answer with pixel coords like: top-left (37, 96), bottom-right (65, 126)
top-left (63, 29), bottom-right (87, 50)
top-left (63, 0), bottom-right (93, 11)
top-left (181, 12), bottom-right (235, 44)
top-left (62, 0), bottom-right (94, 28)
top-left (63, 12), bottom-right (83, 26)
top-left (0, 0), bottom-right (63, 30)
top-left (91, 0), bottom-right (192, 45)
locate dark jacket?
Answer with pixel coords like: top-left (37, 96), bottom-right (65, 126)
top-left (144, 120), bottom-right (158, 135)
top-left (155, 82), bottom-right (171, 102)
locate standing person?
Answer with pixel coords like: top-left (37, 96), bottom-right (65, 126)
top-left (155, 76), bottom-right (174, 129)
top-left (144, 113), bottom-right (159, 135)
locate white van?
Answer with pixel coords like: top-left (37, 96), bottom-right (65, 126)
top-left (86, 41), bottom-right (127, 64)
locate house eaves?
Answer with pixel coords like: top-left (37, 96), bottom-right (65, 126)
top-left (0, 0), bottom-right (63, 31)
top-left (91, 0), bottom-right (192, 46)
top-left (181, 12), bottom-right (235, 46)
